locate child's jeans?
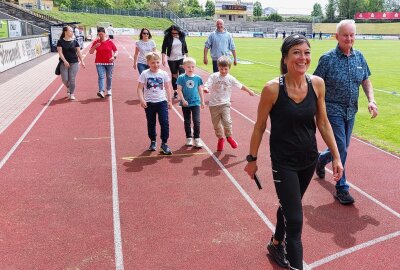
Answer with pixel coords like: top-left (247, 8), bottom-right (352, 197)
top-left (145, 100), bottom-right (169, 143)
top-left (182, 106), bottom-right (200, 139)
top-left (209, 104), bottom-right (232, 138)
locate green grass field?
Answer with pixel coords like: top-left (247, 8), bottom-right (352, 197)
top-left (151, 36), bottom-right (400, 155)
top-left (37, 9), bottom-right (399, 155)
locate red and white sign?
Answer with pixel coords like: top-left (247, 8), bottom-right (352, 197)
top-left (355, 12), bottom-right (400, 20)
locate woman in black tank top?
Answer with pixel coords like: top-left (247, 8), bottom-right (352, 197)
top-left (245, 34), bottom-right (343, 270)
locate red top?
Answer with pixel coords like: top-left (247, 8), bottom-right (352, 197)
top-left (91, 39), bottom-right (117, 64)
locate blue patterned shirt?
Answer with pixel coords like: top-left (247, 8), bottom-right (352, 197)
top-left (204, 30), bottom-right (235, 61)
top-left (313, 45), bottom-right (371, 120)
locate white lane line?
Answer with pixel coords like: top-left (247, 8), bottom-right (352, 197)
top-left (375, 88), bottom-right (399, 95)
top-left (232, 105), bottom-right (400, 219)
top-left (351, 136), bottom-right (399, 159)
top-left (171, 105), bottom-right (312, 270)
top-left (325, 168), bottom-right (400, 219)
top-left (308, 231), bottom-right (400, 269)
top-left (109, 97), bottom-right (124, 270)
top-left (0, 84), bottom-right (63, 169)
top-left (231, 105), bottom-right (400, 269)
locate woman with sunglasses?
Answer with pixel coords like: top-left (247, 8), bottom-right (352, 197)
top-left (161, 25), bottom-right (188, 99)
top-left (133, 28), bottom-right (156, 74)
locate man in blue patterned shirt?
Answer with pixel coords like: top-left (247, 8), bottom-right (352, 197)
top-left (313, 19), bottom-right (378, 204)
top-left (203, 19), bottom-right (237, 73)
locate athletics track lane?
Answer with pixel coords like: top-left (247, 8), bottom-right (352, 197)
top-left (0, 36), bottom-right (399, 269)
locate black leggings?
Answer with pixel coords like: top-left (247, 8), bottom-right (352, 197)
top-left (272, 163), bottom-right (316, 270)
top-left (167, 59), bottom-right (184, 90)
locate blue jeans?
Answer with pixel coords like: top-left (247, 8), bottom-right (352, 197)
top-left (318, 115), bottom-right (355, 191)
top-left (212, 60), bottom-right (219, 73)
top-left (96, 64), bottom-right (114, 92)
top-left (145, 101), bottom-right (169, 143)
top-left (137, 63), bottom-right (149, 74)
top-left (182, 106), bottom-right (200, 138)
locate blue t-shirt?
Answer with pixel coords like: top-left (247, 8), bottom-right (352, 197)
top-left (177, 74), bottom-right (203, 107)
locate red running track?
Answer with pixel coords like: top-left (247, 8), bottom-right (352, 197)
top-left (0, 36), bottom-right (399, 269)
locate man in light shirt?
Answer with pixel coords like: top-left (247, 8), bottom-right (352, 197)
top-left (203, 19), bottom-right (237, 72)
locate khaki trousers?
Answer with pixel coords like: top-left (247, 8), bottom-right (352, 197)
top-left (209, 104), bottom-right (232, 138)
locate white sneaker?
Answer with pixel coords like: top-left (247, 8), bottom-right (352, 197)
top-left (106, 90), bottom-right (112, 96)
top-left (69, 94), bottom-right (76, 100)
top-left (194, 138), bottom-right (203, 148)
top-left (97, 91), bottom-right (105, 98)
top-left (186, 138), bottom-right (193, 146)
top-left (67, 88), bottom-right (70, 94)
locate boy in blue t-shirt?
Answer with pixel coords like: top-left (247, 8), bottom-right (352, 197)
top-left (176, 57), bottom-right (205, 148)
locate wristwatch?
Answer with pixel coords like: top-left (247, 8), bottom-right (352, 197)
top-left (246, 154), bottom-right (257, 162)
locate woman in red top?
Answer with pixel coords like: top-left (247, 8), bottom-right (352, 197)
top-left (89, 27), bottom-right (118, 98)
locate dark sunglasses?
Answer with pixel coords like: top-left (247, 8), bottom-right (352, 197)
top-left (172, 32), bottom-right (179, 35)
top-left (142, 32), bottom-right (149, 35)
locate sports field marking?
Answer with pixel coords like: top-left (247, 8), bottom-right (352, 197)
top-left (108, 96), bottom-right (124, 270)
top-left (325, 167), bottom-right (400, 219)
top-left (307, 231), bottom-right (400, 269)
top-left (171, 105), bottom-right (312, 270)
top-left (121, 152), bottom-right (208, 161)
top-left (0, 84), bottom-right (63, 170)
top-left (231, 106), bottom-right (400, 219)
top-left (74, 136), bottom-right (111, 140)
top-left (375, 88), bottom-right (399, 95)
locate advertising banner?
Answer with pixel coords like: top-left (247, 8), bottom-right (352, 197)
top-left (0, 20), bottom-right (9, 38)
top-left (0, 36), bottom-right (51, 72)
top-left (355, 12), bottom-right (400, 20)
top-left (50, 25), bottom-right (63, 51)
top-left (8, 20), bottom-right (22, 38)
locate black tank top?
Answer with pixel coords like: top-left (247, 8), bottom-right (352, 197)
top-left (269, 75), bottom-right (318, 170)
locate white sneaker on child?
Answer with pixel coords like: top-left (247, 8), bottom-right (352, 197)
top-left (194, 138), bottom-right (203, 148)
top-left (186, 138), bottom-right (193, 146)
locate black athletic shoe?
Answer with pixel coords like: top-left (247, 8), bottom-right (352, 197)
top-left (334, 190), bottom-right (355, 205)
top-left (315, 158), bottom-right (325, 178)
top-left (148, 141), bottom-right (157, 151)
top-left (160, 143), bottom-right (172, 155)
top-left (267, 237), bottom-right (289, 268)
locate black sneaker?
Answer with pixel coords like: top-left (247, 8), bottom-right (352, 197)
top-left (173, 91), bottom-right (178, 99)
top-left (267, 237), bottom-right (289, 268)
top-left (148, 141), bottom-right (157, 151)
top-left (315, 158), bottom-right (325, 178)
top-left (334, 190), bottom-right (355, 205)
top-left (160, 143), bottom-right (172, 155)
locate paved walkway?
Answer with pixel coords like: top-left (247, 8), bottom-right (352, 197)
top-left (0, 52), bottom-right (59, 134)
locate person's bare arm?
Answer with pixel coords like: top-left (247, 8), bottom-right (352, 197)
top-left (361, 78), bottom-right (378, 118)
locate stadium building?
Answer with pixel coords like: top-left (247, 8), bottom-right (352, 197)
top-left (214, 0), bottom-right (254, 22)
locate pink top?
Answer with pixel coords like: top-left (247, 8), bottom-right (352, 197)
top-left (91, 39), bottom-right (117, 64)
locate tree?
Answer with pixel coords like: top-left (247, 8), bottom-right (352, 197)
top-left (311, 3), bottom-right (323, 18)
top-left (253, 1), bottom-right (262, 17)
top-left (204, 0), bottom-right (215, 16)
top-left (384, 0), bottom-right (400, 11)
top-left (267, 13), bottom-right (283, 22)
top-left (187, 0), bottom-right (203, 16)
top-left (325, 0), bottom-right (336, 22)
